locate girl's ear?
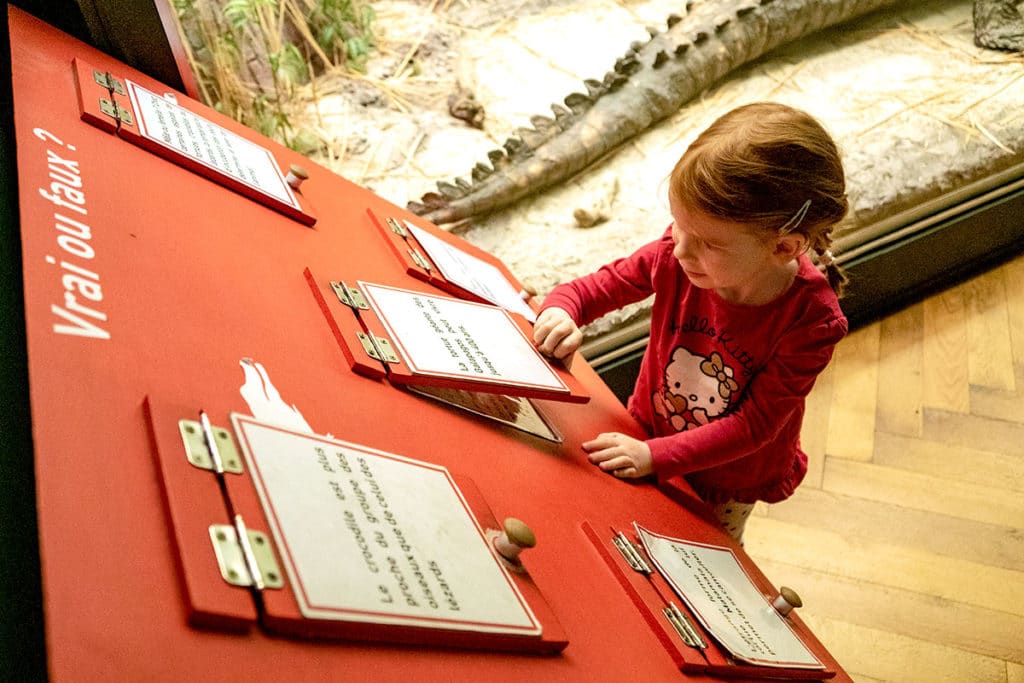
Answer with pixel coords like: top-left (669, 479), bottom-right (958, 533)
top-left (774, 233), bottom-right (807, 260)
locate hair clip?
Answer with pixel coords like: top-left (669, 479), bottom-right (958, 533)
top-left (779, 200), bottom-right (811, 234)
top-left (818, 249), bottom-right (835, 267)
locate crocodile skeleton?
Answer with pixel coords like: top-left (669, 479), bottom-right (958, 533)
top-left (408, 0), bottom-right (1024, 228)
top-left (407, 0), bottom-right (910, 226)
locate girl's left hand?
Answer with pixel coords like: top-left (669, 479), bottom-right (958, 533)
top-left (582, 432), bottom-right (653, 479)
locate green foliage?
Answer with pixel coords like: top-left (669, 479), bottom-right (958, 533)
top-left (222, 0), bottom-right (255, 30)
top-left (271, 42), bottom-right (308, 86)
top-left (174, 0), bottom-right (377, 150)
top-left (309, 1), bottom-right (376, 71)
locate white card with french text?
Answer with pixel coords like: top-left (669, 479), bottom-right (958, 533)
top-left (360, 282), bottom-right (567, 393)
top-left (232, 415), bottom-right (541, 635)
top-left (125, 80), bottom-right (299, 209)
top-left (636, 524), bottom-right (822, 668)
top-left (405, 222), bottom-right (536, 322)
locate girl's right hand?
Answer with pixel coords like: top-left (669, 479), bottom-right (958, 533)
top-left (533, 307), bottom-right (582, 361)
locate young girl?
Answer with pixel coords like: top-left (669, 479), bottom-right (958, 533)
top-left (533, 102), bottom-right (849, 542)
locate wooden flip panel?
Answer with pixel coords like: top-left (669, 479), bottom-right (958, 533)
top-left (305, 266), bottom-right (590, 403)
top-left (144, 397), bottom-right (568, 652)
top-left (72, 57), bottom-right (317, 226)
top-left (581, 521), bottom-right (841, 680)
top-left (365, 207), bottom-right (539, 311)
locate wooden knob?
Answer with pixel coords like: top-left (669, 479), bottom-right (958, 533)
top-left (286, 163), bottom-right (309, 189)
top-left (772, 586), bottom-right (802, 616)
top-left (503, 518), bottom-right (536, 548)
top-left (493, 518), bottom-right (536, 563)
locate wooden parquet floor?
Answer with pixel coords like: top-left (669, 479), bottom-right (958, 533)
top-left (744, 251), bottom-right (1024, 683)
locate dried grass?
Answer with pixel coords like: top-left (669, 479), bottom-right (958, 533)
top-left (173, 0), bottom-right (383, 152)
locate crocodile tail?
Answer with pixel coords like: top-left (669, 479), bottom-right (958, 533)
top-left (408, 0), bottom-right (903, 226)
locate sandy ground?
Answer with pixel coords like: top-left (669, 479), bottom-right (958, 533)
top-left (299, 0), bottom-right (1024, 342)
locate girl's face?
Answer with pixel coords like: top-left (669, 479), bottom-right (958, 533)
top-left (669, 194), bottom-right (793, 305)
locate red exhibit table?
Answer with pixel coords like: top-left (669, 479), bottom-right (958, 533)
top-left (6, 6), bottom-right (848, 681)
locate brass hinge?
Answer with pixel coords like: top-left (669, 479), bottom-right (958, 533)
top-left (209, 516), bottom-right (284, 590)
top-left (331, 280), bottom-right (368, 310)
top-left (385, 216), bottom-right (408, 238)
top-left (178, 419), bottom-right (244, 474)
top-left (408, 247), bottom-right (432, 272)
top-left (357, 331), bottom-right (399, 364)
top-left (98, 97), bottom-right (134, 126)
top-left (92, 69), bottom-right (125, 95)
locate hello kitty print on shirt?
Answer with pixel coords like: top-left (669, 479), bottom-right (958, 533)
top-left (652, 347), bottom-right (739, 432)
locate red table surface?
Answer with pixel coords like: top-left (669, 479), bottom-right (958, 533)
top-left (8, 6), bottom-right (847, 681)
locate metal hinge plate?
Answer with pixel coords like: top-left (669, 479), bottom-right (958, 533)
top-left (92, 69), bottom-right (125, 95)
top-left (331, 280), bottom-right (368, 310)
top-left (209, 524), bottom-right (284, 589)
top-left (178, 419), bottom-right (244, 474)
top-left (357, 331), bottom-right (400, 364)
top-left (385, 216), bottom-right (409, 237)
top-left (99, 97), bottom-right (134, 126)
top-left (408, 248), bottom-right (432, 272)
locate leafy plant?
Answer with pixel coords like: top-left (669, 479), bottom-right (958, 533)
top-left (171, 0), bottom-right (377, 151)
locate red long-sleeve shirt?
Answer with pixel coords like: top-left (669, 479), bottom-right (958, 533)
top-left (542, 228), bottom-right (847, 504)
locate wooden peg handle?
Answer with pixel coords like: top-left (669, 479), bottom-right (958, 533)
top-left (779, 586), bottom-right (802, 609)
top-left (503, 517), bottom-right (536, 548)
